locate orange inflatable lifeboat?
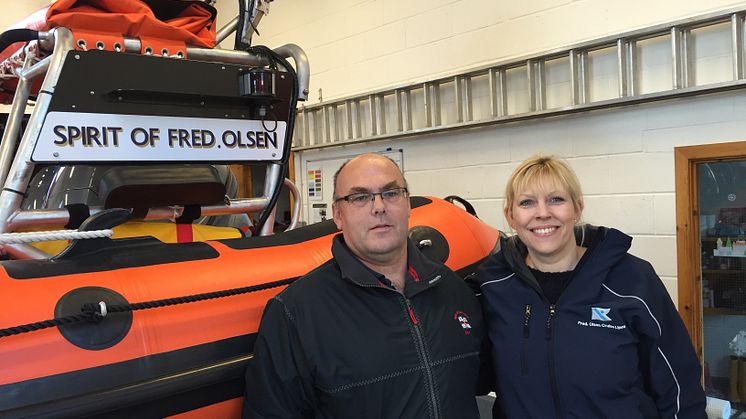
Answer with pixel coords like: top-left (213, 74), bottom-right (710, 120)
top-left (0, 2), bottom-right (501, 417)
top-left (0, 197), bottom-right (500, 417)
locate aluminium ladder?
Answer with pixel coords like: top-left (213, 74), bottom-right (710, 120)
top-left (293, 7), bottom-right (746, 151)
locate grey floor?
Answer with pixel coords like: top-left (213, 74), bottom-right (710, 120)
top-left (475, 396), bottom-right (746, 418)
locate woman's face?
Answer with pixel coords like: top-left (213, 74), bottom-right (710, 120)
top-left (505, 178), bottom-right (583, 263)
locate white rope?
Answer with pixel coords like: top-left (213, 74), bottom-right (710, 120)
top-left (0, 229), bottom-right (113, 244)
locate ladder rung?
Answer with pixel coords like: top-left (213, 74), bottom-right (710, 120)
top-left (732, 14), bottom-right (744, 80)
top-left (455, 76), bottom-right (463, 123)
top-left (432, 83), bottom-right (441, 126)
top-left (302, 108), bottom-right (310, 146)
top-left (368, 95), bottom-right (377, 136)
top-left (322, 105), bottom-right (331, 143)
top-left (394, 90), bottom-right (404, 133)
top-left (616, 39), bottom-right (627, 98)
top-left (489, 68), bottom-right (507, 117)
top-left (423, 82), bottom-right (432, 128)
top-left (570, 50), bottom-right (582, 105)
top-left (378, 94), bottom-right (387, 135)
top-left (464, 76), bottom-right (473, 122)
top-left (671, 27), bottom-right (685, 89)
top-left (527, 60), bottom-right (546, 112)
top-left (404, 90), bottom-right (413, 131)
top-left (344, 100), bottom-right (352, 140)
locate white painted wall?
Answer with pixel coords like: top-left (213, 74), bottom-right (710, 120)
top-left (250, 0), bottom-right (746, 104)
top-left (0, 0), bottom-right (50, 29)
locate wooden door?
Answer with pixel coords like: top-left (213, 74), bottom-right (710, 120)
top-left (675, 141), bottom-right (746, 400)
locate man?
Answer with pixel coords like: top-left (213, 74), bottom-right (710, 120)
top-left (243, 153), bottom-right (485, 418)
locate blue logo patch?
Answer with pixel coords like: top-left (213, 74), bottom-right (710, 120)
top-left (591, 307), bottom-right (611, 322)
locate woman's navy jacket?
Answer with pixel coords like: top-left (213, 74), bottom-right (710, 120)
top-left (476, 225), bottom-right (706, 419)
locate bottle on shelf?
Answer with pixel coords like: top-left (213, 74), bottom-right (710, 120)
top-left (702, 280), bottom-right (712, 308)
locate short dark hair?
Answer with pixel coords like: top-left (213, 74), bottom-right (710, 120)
top-left (332, 154), bottom-right (406, 199)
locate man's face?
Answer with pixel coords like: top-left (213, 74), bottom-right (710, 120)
top-left (332, 155), bottom-right (411, 265)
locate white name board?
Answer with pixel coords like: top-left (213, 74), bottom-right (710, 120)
top-left (32, 112), bottom-right (287, 162)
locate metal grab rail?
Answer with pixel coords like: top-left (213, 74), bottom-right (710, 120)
top-left (6, 198), bottom-right (270, 231)
top-left (0, 27), bottom-right (75, 259)
top-left (284, 178), bottom-right (301, 231)
top-left (5, 176), bottom-right (302, 232)
top-left (0, 23), bottom-right (309, 259)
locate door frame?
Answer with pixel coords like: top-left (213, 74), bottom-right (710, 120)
top-left (674, 140), bottom-right (746, 357)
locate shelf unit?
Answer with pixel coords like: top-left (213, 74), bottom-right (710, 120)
top-left (702, 237), bottom-right (746, 312)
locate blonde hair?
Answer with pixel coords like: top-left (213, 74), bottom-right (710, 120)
top-left (504, 154), bottom-right (583, 216)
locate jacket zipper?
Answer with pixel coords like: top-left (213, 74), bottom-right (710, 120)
top-left (353, 272), bottom-right (442, 418)
top-left (546, 304), bottom-right (563, 419)
top-left (404, 297), bottom-right (441, 419)
top-left (521, 304), bottom-right (531, 375)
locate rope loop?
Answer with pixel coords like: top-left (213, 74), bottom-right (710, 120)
top-left (0, 229), bottom-right (113, 244)
top-left (0, 277), bottom-right (297, 338)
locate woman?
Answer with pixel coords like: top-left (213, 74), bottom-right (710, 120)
top-left (478, 154), bottom-right (706, 418)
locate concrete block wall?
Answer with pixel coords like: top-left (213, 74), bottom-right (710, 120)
top-left (296, 91), bottom-right (746, 302)
top-left (250, 0), bottom-right (746, 105)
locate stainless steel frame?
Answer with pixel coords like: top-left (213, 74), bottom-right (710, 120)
top-left (6, 177), bottom-right (301, 232)
top-left (0, 24), bottom-right (310, 259)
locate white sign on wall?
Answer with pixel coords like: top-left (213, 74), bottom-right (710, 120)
top-left (32, 112), bottom-right (287, 162)
top-left (303, 149), bottom-right (403, 224)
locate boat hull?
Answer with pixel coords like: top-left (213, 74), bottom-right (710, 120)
top-left (0, 196), bottom-right (500, 417)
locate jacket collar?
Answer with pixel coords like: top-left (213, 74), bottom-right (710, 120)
top-left (479, 224), bottom-right (632, 300)
top-left (331, 234), bottom-right (445, 298)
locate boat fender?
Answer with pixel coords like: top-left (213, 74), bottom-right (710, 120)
top-left (54, 286), bottom-right (133, 350)
top-left (408, 226), bottom-right (449, 264)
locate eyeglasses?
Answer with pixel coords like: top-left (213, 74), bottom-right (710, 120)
top-left (334, 187), bottom-right (409, 207)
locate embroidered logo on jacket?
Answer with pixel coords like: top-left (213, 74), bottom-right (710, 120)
top-left (454, 311), bottom-right (472, 335)
top-left (591, 307), bottom-right (612, 322)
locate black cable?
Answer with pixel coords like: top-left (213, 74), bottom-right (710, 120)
top-left (249, 46), bottom-right (299, 234)
top-left (0, 276), bottom-right (297, 338)
top-left (0, 29), bottom-right (38, 55)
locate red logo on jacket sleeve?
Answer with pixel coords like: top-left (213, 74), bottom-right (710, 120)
top-left (454, 311), bottom-right (472, 335)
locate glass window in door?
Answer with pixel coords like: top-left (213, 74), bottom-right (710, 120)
top-left (699, 160), bottom-right (746, 415)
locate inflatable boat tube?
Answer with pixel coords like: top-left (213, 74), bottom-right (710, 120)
top-left (0, 196), bottom-right (500, 418)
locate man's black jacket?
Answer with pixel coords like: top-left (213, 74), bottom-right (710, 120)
top-left (244, 234), bottom-right (485, 418)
